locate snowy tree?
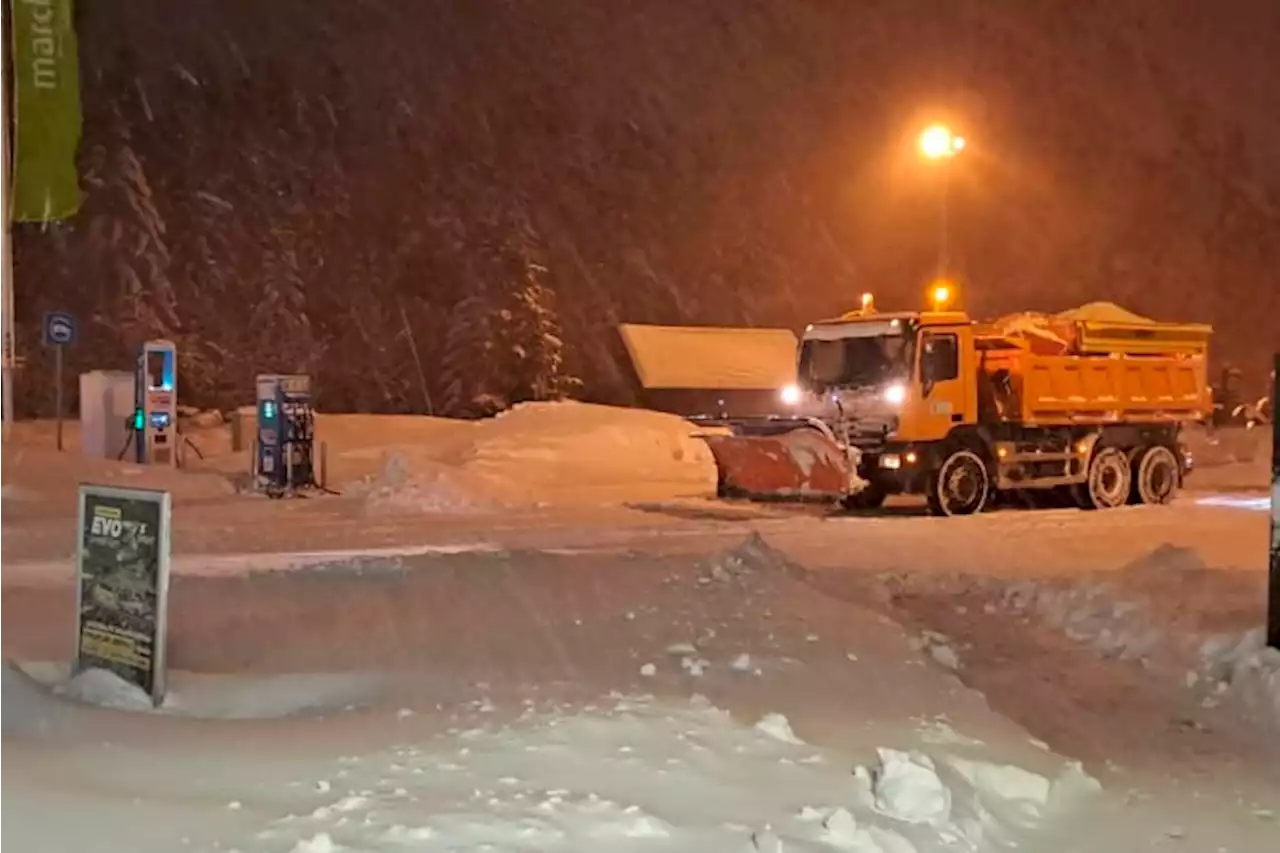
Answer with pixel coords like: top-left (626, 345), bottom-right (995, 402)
top-left (82, 110), bottom-right (180, 349)
top-left (498, 250), bottom-right (581, 404)
top-left (440, 291), bottom-right (504, 418)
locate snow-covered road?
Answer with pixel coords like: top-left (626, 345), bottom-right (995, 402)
top-left (1, 492), bottom-right (1267, 585)
top-left (3, 408), bottom-right (1275, 852)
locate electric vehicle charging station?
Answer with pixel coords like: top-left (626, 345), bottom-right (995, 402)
top-left (135, 340), bottom-right (178, 466)
top-left (255, 373), bottom-right (323, 495)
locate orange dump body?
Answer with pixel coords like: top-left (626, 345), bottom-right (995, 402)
top-left (977, 333), bottom-right (1212, 426)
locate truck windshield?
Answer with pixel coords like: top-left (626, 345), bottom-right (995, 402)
top-left (798, 333), bottom-right (913, 390)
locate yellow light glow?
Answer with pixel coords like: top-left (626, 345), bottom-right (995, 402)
top-left (918, 124), bottom-right (964, 160)
top-left (927, 279), bottom-right (957, 311)
top-left (860, 292), bottom-right (875, 311)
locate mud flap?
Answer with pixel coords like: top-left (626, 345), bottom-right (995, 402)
top-left (701, 428), bottom-right (852, 501)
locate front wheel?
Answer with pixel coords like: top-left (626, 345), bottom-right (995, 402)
top-left (926, 449), bottom-right (990, 517)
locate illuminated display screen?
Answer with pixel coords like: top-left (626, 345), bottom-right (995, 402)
top-left (146, 351), bottom-right (173, 390)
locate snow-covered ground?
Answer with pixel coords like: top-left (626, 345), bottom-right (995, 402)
top-left (3, 404), bottom-right (1278, 851)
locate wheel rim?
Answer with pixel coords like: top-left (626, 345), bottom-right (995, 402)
top-left (938, 453), bottom-right (987, 515)
top-left (1090, 452), bottom-right (1129, 508)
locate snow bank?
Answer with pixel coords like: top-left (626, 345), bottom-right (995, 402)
top-left (345, 401), bottom-right (719, 512)
top-left (993, 546), bottom-right (1280, 740)
top-left (1198, 629), bottom-right (1280, 735)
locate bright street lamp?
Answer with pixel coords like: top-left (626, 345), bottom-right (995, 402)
top-left (918, 124), bottom-right (965, 160)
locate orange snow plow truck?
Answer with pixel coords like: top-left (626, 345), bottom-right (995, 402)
top-left (623, 299), bottom-right (1213, 516)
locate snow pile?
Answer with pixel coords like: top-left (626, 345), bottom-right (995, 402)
top-left (1198, 628), bottom-right (1280, 735)
top-left (992, 546), bottom-right (1280, 739)
top-left (698, 531), bottom-right (796, 584)
top-left (1056, 301), bottom-right (1154, 325)
top-left (343, 401), bottom-right (719, 510)
top-left (347, 450), bottom-right (498, 515)
top-left (999, 578), bottom-right (1166, 663)
top-left (219, 699), bottom-right (1101, 853)
top-left (461, 401), bottom-right (719, 503)
top-left (56, 667), bottom-right (159, 711)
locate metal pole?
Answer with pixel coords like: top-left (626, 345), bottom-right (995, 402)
top-left (54, 342), bottom-right (63, 450)
top-left (1268, 353), bottom-right (1279, 649)
top-left (937, 164), bottom-right (950, 279)
top-left (2, 56), bottom-right (14, 440)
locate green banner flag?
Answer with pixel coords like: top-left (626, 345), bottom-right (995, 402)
top-left (9, 0), bottom-right (83, 222)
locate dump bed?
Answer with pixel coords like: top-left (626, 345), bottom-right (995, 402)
top-left (978, 335), bottom-right (1212, 425)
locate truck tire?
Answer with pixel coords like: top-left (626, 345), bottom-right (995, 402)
top-left (1073, 447), bottom-right (1131, 510)
top-left (927, 449), bottom-right (990, 517)
top-left (1134, 445), bottom-right (1179, 505)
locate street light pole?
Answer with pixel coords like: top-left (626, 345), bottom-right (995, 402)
top-left (937, 162), bottom-right (949, 279)
top-left (918, 124), bottom-right (965, 281)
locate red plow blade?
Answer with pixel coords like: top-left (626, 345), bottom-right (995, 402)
top-left (701, 428), bottom-right (851, 501)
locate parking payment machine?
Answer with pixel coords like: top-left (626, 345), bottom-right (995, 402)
top-left (135, 340), bottom-right (178, 465)
top-left (255, 374), bottom-right (319, 494)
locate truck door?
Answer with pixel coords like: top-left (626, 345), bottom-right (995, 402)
top-left (914, 326), bottom-right (974, 441)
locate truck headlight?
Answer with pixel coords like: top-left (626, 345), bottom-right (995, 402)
top-left (883, 383), bottom-right (906, 405)
top-left (779, 384), bottom-right (801, 405)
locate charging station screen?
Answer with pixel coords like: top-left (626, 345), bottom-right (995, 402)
top-left (146, 352), bottom-right (172, 391)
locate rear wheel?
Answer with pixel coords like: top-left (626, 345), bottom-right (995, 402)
top-left (1073, 447), bottom-right (1131, 510)
top-left (927, 449), bottom-right (990, 517)
top-left (1134, 445), bottom-right (1179, 505)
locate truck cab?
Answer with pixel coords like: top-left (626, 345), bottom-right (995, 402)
top-left (792, 310), bottom-right (977, 445)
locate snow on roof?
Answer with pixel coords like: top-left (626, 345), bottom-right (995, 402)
top-left (618, 324), bottom-right (798, 390)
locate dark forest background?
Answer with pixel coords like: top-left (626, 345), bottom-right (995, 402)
top-left (10, 0), bottom-right (1280, 417)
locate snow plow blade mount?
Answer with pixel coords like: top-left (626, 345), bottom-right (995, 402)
top-left (702, 428), bottom-right (851, 501)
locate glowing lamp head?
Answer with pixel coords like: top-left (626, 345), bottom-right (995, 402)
top-left (860, 292), bottom-right (875, 312)
top-left (883, 383), bottom-right (907, 406)
top-left (779, 384), bottom-right (802, 405)
top-left (928, 280), bottom-right (956, 311)
top-left (919, 124), bottom-right (965, 160)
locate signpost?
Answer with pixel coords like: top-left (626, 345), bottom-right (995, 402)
top-left (1269, 355), bottom-right (1279, 650)
top-left (74, 484), bottom-right (172, 706)
top-left (42, 310), bottom-right (76, 450)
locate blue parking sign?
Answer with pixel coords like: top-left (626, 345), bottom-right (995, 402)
top-left (43, 311), bottom-right (77, 347)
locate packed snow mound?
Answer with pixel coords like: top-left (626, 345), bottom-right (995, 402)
top-left (990, 302), bottom-right (1166, 356)
top-left (345, 401), bottom-right (719, 510)
top-left (346, 450), bottom-right (499, 514)
top-left (1056, 302), bottom-right (1153, 325)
